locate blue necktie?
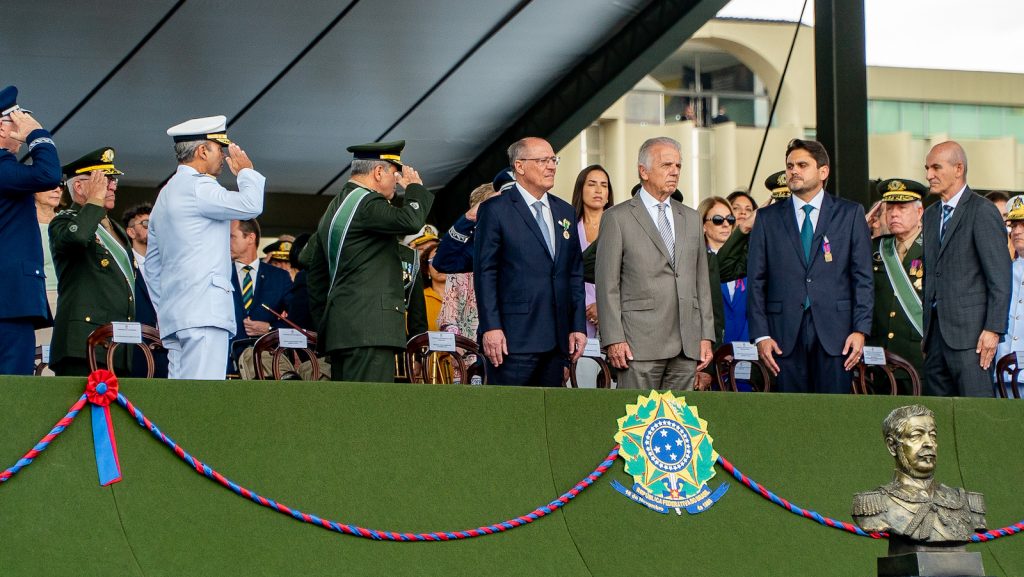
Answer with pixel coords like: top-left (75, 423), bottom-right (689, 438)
top-left (940, 204), bottom-right (953, 243)
top-left (533, 201), bottom-right (554, 258)
top-left (800, 204), bottom-right (814, 264)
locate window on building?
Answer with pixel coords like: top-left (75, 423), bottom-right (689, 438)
top-left (868, 99), bottom-right (1024, 143)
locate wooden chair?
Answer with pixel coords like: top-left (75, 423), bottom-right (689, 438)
top-left (851, 350), bottom-right (922, 396)
top-left (711, 343), bottom-right (773, 392)
top-left (86, 323), bottom-right (164, 378)
top-left (33, 345), bottom-right (49, 376)
top-left (404, 332), bottom-right (483, 384)
top-left (251, 330), bottom-right (321, 381)
top-left (567, 355), bottom-right (613, 388)
top-left (995, 352), bottom-right (1024, 399)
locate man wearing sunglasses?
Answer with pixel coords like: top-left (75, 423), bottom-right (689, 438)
top-left (596, 137), bottom-right (715, 390)
top-left (747, 139), bottom-right (874, 393)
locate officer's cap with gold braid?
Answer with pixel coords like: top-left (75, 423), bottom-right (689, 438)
top-left (1005, 195), bottom-right (1024, 222)
top-left (876, 178), bottom-right (927, 203)
top-left (347, 140), bottom-right (405, 169)
top-left (764, 170), bottom-right (790, 199)
top-left (166, 115), bottom-right (232, 146)
top-left (62, 147), bottom-right (124, 180)
top-left (262, 239), bottom-right (293, 262)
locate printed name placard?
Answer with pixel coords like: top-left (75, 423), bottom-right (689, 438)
top-left (278, 329), bottom-right (309, 349)
top-left (112, 322), bottom-right (143, 344)
top-left (427, 331), bottom-right (457, 352)
top-left (584, 338), bottom-right (603, 357)
top-left (731, 341), bottom-right (759, 361)
top-left (862, 346), bottom-right (887, 366)
top-left (41, 345), bottom-right (50, 364)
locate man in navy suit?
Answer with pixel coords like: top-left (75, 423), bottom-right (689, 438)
top-left (747, 139), bottom-right (873, 393)
top-left (0, 86), bottom-right (61, 375)
top-left (228, 219), bottom-right (293, 368)
top-left (474, 137), bottom-right (587, 386)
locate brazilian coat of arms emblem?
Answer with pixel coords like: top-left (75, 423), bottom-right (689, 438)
top-left (612, 391), bottom-right (728, 515)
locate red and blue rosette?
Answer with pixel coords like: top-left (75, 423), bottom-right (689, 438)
top-left (85, 370), bottom-right (122, 486)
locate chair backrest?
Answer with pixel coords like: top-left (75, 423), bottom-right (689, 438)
top-left (252, 330), bottom-right (321, 380)
top-left (711, 344), bottom-right (773, 392)
top-left (567, 355), bottom-right (613, 388)
top-left (404, 332), bottom-right (483, 384)
top-left (86, 323), bottom-right (164, 378)
top-left (995, 352), bottom-right (1024, 399)
top-left (851, 351), bottom-right (922, 396)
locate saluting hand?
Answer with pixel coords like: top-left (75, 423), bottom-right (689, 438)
top-left (7, 109), bottom-right (42, 142)
top-left (83, 171), bottom-right (108, 205)
top-left (396, 165), bottom-right (422, 187)
top-left (226, 143), bottom-right (253, 175)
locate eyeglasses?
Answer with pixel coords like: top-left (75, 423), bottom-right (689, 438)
top-left (520, 156), bottom-right (560, 166)
top-left (133, 219), bottom-right (149, 229)
top-left (704, 215), bottom-right (736, 226)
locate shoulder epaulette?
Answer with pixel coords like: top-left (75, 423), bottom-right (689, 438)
top-left (967, 491), bottom-right (986, 515)
top-left (852, 491), bottom-right (887, 517)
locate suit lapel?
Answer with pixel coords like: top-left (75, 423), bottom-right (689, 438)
top-left (808, 192), bottom-right (836, 272)
top-left (672, 201), bottom-right (685, 270)
top-left (938, 187), bottom-right (971, 258)
top-left (778, 198), bottom-right (805, 265)
top-left (629, 196), bottom-right (672, 265)
top-left (510, 190), bottom-right (554, 260)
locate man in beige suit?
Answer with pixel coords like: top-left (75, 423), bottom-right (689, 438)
top-left (595, 137), bottom-right (715, 389)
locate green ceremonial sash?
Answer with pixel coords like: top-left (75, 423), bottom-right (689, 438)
top-left (96, 225), bottom-right (135, 299)
top-left (398, 244), bottom-right (419, 310)
top-left (326, 187), bottom-right (373, 288)
top-left (880, 236), bottom-right (923, 338)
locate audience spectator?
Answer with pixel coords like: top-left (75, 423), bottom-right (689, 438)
top-left (996, 194), bottom-right (1024, 397)
top-left (727, 190), bottom-right (757, 231)
top-left (571, 164), bottom-right (614, 338)
top-left (284, 233), bottom-right (315, 332)
top-left (700, 196), bottom-right (747, 344)
top-left (34, 185), bottom-right (61, 347)
top-left (474, 137), bottom-right (586, 386)
top-left (437, 184), bottom-right (499, 339)
top-left (986, 190), bottom-right (1014, 258)
top-left (263, 236), bottom-right (295, 279)
top-left (0, 85), bottom-right (61, 375)
top-left (921, 141), bottom-right (1009, 397)
top-left (421, 244), bottom-right (446, 331)
top-left (433, 171), bottom-right (514, 275)
top-left (122, 202), bottom-right (167, 378)
top-left (49, 149), bottom-right (134, 376)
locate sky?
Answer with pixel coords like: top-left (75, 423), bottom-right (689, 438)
top-left (717, 0), bottom-right (1024, 74)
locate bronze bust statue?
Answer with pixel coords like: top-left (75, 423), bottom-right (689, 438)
top-left (852, 405), bottom-right (986, 548)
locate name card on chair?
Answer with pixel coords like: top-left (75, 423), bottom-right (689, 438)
top-left (427, 331), bottom-right (457, 352)
top-left (731, 342), bottom-right (759, 361)
top-left (862, 346), bottom-right (886, 366)
top-left (278, 329), bottom-right (308, 349)
top-left (41, 345), bottom-right (50, 364)
top-left (583, 338), bottom-right (602, 358)
top-left (112, 322), bottom-right (143, 344)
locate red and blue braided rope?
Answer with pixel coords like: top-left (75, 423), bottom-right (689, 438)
top-left (0, 395), bottom-right (87, 484)
top-left (117, 393), bottom-right (618, 541)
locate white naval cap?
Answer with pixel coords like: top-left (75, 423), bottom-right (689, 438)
top-left (166, 115), bottom-right (232, 145)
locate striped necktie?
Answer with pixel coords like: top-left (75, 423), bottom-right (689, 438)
top-left (940, 204), bottom-right (953, 243)
top-left (657, 203), bottom-right (675, 267)
top-left (532, 201), bottom-right (554, 258)
top-left (241, 265), bottom-right (254, 313)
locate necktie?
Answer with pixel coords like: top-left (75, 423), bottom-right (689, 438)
top-left (241, 265), bottom-right (254, 313)
top-left (800, 204), bottom-right (814, 263)
top-left (897, 239), bottom-right (909, 261)
top-left (657, 203), bottom-right (675, 267)
top-left (940, 204), bottom-right (953, 243)
top-left (532, 201), bottom-right (554, 258)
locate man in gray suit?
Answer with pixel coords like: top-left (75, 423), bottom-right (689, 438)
top-left (595, 137), bottom-right (715, 389)
top-left (922, 141), bottom-right (1010, 397)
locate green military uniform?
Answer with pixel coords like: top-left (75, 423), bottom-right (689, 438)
top-left (49, 148), bottom-right (135, 376)
top-left (302, 141), bottom-right (434, 383)
top-left (867, 179), bottom-right (927, 393)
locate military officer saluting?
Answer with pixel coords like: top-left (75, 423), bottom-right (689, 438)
top-left (302, 140), bottom-right (434, 382)
top-left (49, 148), bottom-right (135, 375)
top-left (868, 178), bottom-right (927, 391)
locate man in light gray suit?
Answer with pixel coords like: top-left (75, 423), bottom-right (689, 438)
top-left (921, 141), bottom-right (1010, 397)
top-left (596, 137), bottom-right (715, 389)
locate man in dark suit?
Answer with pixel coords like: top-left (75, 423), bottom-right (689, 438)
top-left (49, 148), bottom-right (135, 376)
top-left (474, 137), bottom-right (587, 386)
top-left (922, 141), bottom-right (1010, 397)
top-left (228, 219), bottom-right (292, 369)
top-left (747, 139), bottom-right (873, 393)
top-left (122, 203), bottom-right (168, 377)
top-left (0, 85), bottom-right (60, 375)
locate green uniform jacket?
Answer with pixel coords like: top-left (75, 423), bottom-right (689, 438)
top-left (867, 233), bottom-right (924, 372)
top-left (303, 181), bottom-right (434, 353)
top-left (49, 203), bottom-right (136, 373)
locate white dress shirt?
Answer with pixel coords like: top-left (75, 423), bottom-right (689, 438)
top-left (792, 188), bottom-right (825, 232)
top-left (234, 258), bottom-right (261, 294)
top-left (517, 183), bottom-right (556, 252)
top-left (637, 186), bottom-right (675, 238)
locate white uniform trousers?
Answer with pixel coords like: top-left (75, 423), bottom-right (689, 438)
top-left (164, 327), bottom-right (230, 380)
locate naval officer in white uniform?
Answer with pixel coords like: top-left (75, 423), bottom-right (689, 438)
top-left (144, 116), bottom-right (265, 379)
